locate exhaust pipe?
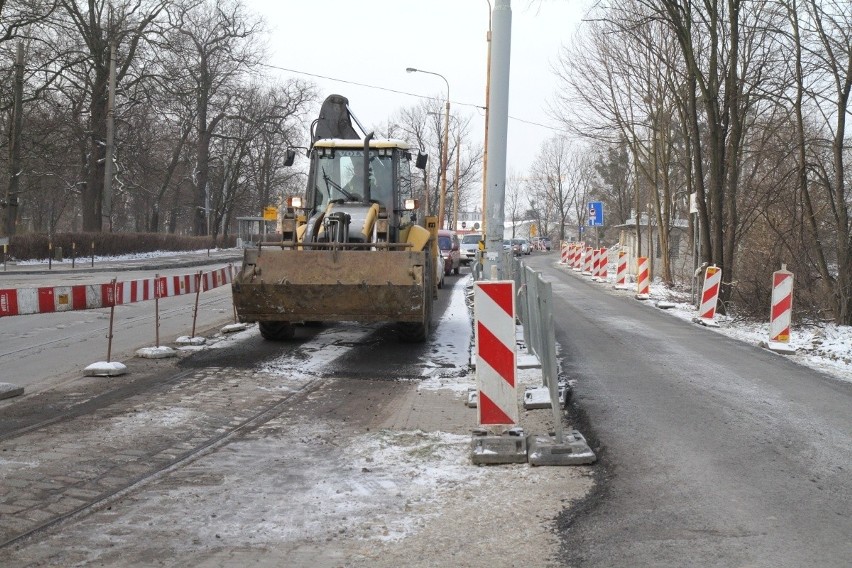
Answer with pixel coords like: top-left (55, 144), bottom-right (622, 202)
top-left (363, 132), bottom-right (374, 204)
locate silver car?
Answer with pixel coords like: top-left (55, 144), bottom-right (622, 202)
top-left (460, 233), bottom-right (481, 265)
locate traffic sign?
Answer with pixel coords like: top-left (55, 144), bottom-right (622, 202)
top-left (262, 206), bottom-right (278, 221)
top-left (588, 201), bottom-right (604, 227)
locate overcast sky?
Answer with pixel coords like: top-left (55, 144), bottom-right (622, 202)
top-left (245, 0), bottom-right (590, 174)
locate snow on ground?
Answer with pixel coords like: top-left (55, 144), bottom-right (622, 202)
top-left (15, 248), bottom-right (231, 265)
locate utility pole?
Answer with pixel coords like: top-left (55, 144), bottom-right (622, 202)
top-left (4, 42), bottom-right (24, 238)
top-left (481, 1), bottom-right (492, 237)
top-left (103, 40), bottom-right (117, 232)
top-left (483, 0), bottom-right (511, 279)
top-left (453, 135), bottom-right (460, 231)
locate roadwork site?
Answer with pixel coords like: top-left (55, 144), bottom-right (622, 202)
top-left (0, 276), bottom-right (595, 568)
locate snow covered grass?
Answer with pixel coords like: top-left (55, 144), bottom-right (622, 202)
top-left (16, 248), bottom-right (234, 265)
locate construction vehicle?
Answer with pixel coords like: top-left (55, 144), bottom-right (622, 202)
top-left (231, 94), bottom-right (438, 341)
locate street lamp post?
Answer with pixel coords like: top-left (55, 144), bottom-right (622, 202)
top-left (406, 67), bottom-right (450, 229)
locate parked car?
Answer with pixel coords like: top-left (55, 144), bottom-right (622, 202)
top-left (437, 229), bottom-right (461, 275)
top-left (460, 233), bottom-right (482, 266)
top-left (511, 238), bottom-right (529, 256)
top-left (435, 247), bottom-right (445, 289)
top-left (541, 237), bottom-right (552, 251)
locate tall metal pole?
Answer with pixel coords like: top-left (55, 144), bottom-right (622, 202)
top-left (440, 96), bottom-right (450, 229)
top-left (483, 0), bottom-right (512, 279)
top-left (481, 1), bottom-right (492, 237)
top-left (453, 135), bottom-right (461, 230)
top-left (103, 41), bottom-right (117, 232)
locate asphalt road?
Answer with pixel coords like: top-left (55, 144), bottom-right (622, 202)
top-left (525, 256), bottom-right (852, 567)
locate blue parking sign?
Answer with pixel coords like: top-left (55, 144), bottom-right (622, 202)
top-left (588, 201), bottom-right (604, 227)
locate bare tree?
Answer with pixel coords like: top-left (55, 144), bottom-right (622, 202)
top-left (388, 97), bottom-right (482, 227)
top-left (159, 0), bottom-right (263, 236)
top-left (56, 0), bottom-right (167, 232)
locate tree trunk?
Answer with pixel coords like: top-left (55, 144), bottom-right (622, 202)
top-left (83, 66), bottom-right (109, 232)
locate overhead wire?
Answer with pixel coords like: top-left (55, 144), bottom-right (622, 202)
top-left (257, 62), bottom-right (567, 134)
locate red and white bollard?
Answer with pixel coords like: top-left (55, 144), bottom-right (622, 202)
top-left (767, 264), bottom-right (796, 354)
top-left (583, 246), bottom-right (594, 275)
top-left (572, 243), bottom-right (583, 270)
top-left (589, 248), bottom-right (599, 278)
top-left (614, 251), bottom-right (628, 289)
top-left (474, 281), bottom-right (518, 426)
top-left (694, 265), bottom-right (721, 327)
top-left (635, 256), bottom-right (650, 299)
top-left (598, 247), bottom-right (608, 281)
top-left (560, 242), bottom-right (569, 264)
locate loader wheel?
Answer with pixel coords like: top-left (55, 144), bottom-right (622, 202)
top-left (259, 321), bottom-right (296, 340)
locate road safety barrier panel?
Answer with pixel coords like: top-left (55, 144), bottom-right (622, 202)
top-left (615, 251), bottom-right (628, 287)
top-left (0, 264), bottom-right (234, 318)
top-left (592, 248), bottom-right (600, 278)
top-left (597, 247), bottom-right (608, 280)
top-left (572, 242), bottom-right (583, 270)
top-left (560, 242), bottom-right (569, 264)
top-left (636, 256), bottom-right (650, 299)
top-left (583, 246), bottom-right (593, 274)
top-left (696, 265), bottom-right (721, 324)
top-left (474, 280), bottom-right (518, 426)
top-left (769, 265), bottom-right (794, 343)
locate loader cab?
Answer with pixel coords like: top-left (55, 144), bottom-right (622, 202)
top-left (303, 139), bottom-right (419, 243)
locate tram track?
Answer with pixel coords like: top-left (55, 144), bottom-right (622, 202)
top-left (0, 358), bottom-right (325, 552)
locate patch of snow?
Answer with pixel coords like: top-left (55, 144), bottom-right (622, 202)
top-left (83, 361), bottom-right (128, 377)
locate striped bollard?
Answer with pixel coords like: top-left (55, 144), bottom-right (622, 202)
top-left (694, 265), bottom-right (721, 327)
top-left (572, 243), bottom-right (582, 270)
top-left (560, 242), bottom-right (569, 264)
top-left (614, 251), bottom-right (628, 288)
top-left (583, 246), bottom-right (594, 275)
top-left (598, 247), bottom-right (608, 281)
top-left (474, 281), bottom-right (518, 426)
top-left (635, 256), bottom-right (650, 299)
top-left (767, 265), bottom-right (795, 354)
top-left (589, 248), bottom-right (599, 279)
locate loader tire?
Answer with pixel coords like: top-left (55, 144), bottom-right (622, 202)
top-left (259, 321), bottom-right (296, 340)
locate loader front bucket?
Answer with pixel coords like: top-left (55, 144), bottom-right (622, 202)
top-left (231, 248), bottom-right (430, 324)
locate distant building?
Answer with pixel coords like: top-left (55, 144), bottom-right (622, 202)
top-left (612, 214), bottom-right (693, 280)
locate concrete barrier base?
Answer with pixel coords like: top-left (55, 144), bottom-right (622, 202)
top-left (0, 382), bottom-right (24, 400)
top-left (527, 431), bottom-right (596, 466)
top-left (470, 428), bottom-right (528, 465)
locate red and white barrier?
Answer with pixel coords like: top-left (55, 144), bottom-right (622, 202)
top-left (768, 265), bottom-right (795, 351)
top-left (614, 251), bottom-right (628, 288)
top-left (695, 265), bottom-right (721, 326)
top-left (201, 265), bottom-right (233, 291)
top-left (583, 246), bottom-right (593, 274)
top-left (0, 264), bottom-right (234, 318)
top-left (474, 280), bottom-right (518, 426)
top-left (560, 242), bottom-right (569, 264)
top-left (636, 256), bottom-right (650, 299)
top-left (573, 242), bottom-right (584, 270)
top-left (598, 247), bottom-right (608, 280)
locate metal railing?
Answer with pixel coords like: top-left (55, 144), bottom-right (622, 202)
top-left (505, 253), bottom-right (564, 442)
